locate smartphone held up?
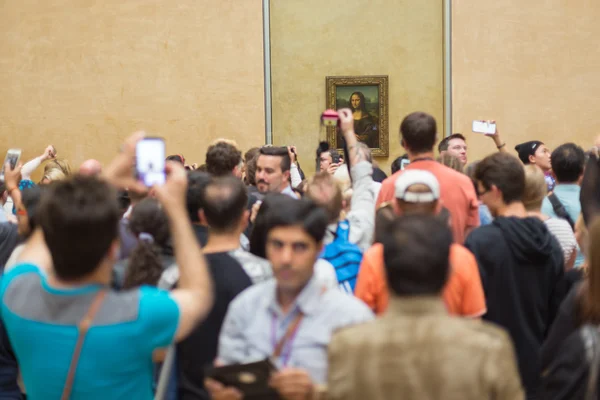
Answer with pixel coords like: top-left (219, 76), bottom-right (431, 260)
top-left (0, 149), bottom-right (22, 182)
top-left (136, 137), bottom-right (166, 187)
top-left (472, 120), bottom-right (496, 135)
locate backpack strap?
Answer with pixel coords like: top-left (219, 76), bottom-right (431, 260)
top-left (61, 289), bottom-right (107, 400)
top-left (548, 193), bottom-right (575, 230)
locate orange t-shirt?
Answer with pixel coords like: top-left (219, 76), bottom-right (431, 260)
top-left (376, 160), bottom-right (479, 244)
top-left (355, 243), bottom-right (487, 317)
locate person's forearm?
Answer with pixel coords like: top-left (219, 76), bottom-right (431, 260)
top-left (492, 135), bottom-right (508, 153)
top-left (290, 164), bottom-right (302, 188)
top-left (21, 156), bottom-right (44, 180)
top-left (342, 129), bottom-right (363, 167)
top-left (7, 187), bottom-right (22, 213)
top-left (167, 207), bottom-right (213, 302)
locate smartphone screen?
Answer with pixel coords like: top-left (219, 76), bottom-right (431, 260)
top-left (400, 159), bottom-right (410, 170)
top-left (0, 149), bottom-right (22, 181)
top-left (472, 120), bottom-right (496, 134)
top-left (136, 137), bottom-right (166, 186)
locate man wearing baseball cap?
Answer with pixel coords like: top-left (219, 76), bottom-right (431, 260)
top-left (355, 169), bottom-right (486, 318)
top-left (377, 112), bottom-right (479, 244)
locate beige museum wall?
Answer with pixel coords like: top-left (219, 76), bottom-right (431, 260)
top-left (0, 0), bottom-right (265, 181)
top-left (270, 0), bottom-right (444, 176)
top-left (452, 0), bottom-right (600, 164)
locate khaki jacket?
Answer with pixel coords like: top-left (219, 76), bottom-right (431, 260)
top-left (327, 296), bottom-right (524, 400)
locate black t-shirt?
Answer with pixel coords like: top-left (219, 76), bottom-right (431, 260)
top-left (177, 252), bottom-right (252, 400)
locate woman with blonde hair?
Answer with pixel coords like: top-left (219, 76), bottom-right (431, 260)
top-left (437, 153), bottom-right (464, 173)
top-left (523, 164), bottom-right (578, 270)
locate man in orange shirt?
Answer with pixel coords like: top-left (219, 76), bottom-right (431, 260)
top-left (356, 169), bottom-right (486, 317)
top-left (376, 112), bottom-right (479, 243)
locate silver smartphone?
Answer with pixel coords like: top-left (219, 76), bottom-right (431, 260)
top-left (0, 149), bottom-right (22, 182)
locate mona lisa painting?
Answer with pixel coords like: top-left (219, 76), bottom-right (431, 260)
top-left (326, 75), bottom-right (389, 157)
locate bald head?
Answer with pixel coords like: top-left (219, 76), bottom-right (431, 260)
top-left (79, 159), bottom-right (102, 176)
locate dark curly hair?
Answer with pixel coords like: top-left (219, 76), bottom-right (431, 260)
top-left (123, 198), bottom-right (170, 289)
top-left (206, 141), bottom-right (242, 176)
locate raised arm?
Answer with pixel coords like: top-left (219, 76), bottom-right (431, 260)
top-left (4, 162), bottom-right (23, 214)
top-left (103, 132), bottom-right (214, 342)
top-left (485, 123), bottom-right (507, 154)
top-left (21, 145), bottom-right (55, 180)
top-left (154, 163), bottom-right (215, 342)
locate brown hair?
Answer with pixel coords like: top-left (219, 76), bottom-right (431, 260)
top-left (579, 217), bottom-right (600, 324)
top-left (475, 153), bottom-right (525, 204)
top-left (436, 153), bottom-right (463, 173)
top-left (305, 172), bottom-right (343, 224)
top-left (400, 112), bottom-right (437, 154)
top-left (523, 164), bottom-right (548, 211)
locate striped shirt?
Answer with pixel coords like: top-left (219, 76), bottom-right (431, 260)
top-left (544, 218), bottom-right (577, 265)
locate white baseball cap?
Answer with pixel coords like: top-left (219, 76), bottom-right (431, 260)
top-left (394, 170), bottom-right (440, 203)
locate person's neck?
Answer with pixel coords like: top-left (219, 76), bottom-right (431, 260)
top-left (526, 209), bottom-right (548, 221)
top-left (408, 151), bottom-right (435, 162)
top-left (496, 201), bottom-right (527, 218)
top-left (278, 183), bottom-right (291, 193)
top-left (203, 231), bottom-right (241, 254)
top-left (46, 262), bottom-right (112, 289)
top-left (277, 284), bottom-right (307, 314)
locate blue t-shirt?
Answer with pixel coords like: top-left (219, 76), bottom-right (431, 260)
top-left (0, 264), bottom-right (180, 400)
top-left (541, 184), bottom-right (584, 267)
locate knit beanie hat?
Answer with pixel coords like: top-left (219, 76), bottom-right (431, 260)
top-left (515, 141), bottom-right (544, 164)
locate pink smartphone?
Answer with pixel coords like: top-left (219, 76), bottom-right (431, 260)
top-left (472, 120), bottom-right (496, 135)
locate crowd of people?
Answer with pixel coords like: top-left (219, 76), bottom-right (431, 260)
top-left (0, 107), bottom-right (599, 400)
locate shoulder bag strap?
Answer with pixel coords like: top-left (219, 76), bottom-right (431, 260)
top-left (548, 193), bottom-right (575, 230)
top-left (61, 289), bottom-right (107, 400)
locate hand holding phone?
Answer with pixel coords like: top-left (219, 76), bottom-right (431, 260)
top-left (0, 149), bottom-right (22, 182)
top-left (136, 137), bottom-right (166, 187)
top-left (472, 120), bottom-right (497, 135)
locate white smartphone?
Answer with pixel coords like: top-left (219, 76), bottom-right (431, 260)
top-left (0, 149), bottom-right (22, 182)
top-left (400, 159), bottom-right (410, 170)
top-left (472, 120), bottom-right (496, 135)
top-left (136, 137), bottom-right (166, 186)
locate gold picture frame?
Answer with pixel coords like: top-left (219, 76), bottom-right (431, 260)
top-left (325, 75), bottom-right (389, 157)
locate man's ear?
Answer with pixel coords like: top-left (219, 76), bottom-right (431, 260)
top-left (233, 164), bottom-right (243, 179)
top-left (284, 170), bottom-right (291, 183)
top-left (199, 209), bottom-right (208, 225)
top-left (400, 139), bottom-right (406, 149)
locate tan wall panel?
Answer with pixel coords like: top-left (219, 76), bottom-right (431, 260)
top-left (270, 0), bottom-right (444, 176)
top-left (0, 0), bottom-right (265, 180)
top-left (452, 0), bottom-right (600, 164)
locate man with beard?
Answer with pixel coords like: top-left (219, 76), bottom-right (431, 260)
top-left (254, 146), bottom-right (296, 198)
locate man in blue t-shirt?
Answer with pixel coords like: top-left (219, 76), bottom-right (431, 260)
top-left (0, 133), bottom-right (214, 400)
top-left (541, 143), bottom-right (585, 266)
